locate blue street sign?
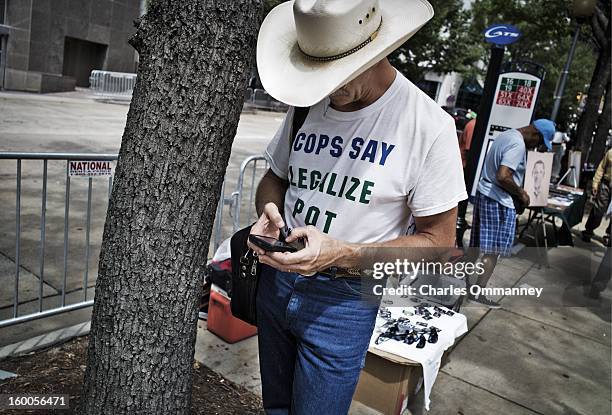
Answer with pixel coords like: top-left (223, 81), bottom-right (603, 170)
top-left (483, 24), bottom-right (522, 45)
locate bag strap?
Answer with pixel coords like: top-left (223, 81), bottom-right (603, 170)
top-left (290, 106), bottom-right (310, 150)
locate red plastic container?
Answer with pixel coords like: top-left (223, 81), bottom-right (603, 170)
top-left (207, 290), bottom-right (257, 343)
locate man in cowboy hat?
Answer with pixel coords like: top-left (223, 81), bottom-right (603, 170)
top-left (248, 0), bottom-right (467, 413)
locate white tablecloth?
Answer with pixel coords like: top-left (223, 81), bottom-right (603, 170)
top-left (369, 306), bottom-right (468, 411)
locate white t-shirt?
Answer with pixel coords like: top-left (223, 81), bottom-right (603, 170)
top-left (264, 70), bottom-right (467, 244)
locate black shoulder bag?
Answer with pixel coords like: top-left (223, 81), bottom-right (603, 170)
top-left (229, 107), bottom-right (309, 326)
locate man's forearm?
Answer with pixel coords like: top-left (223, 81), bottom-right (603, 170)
top-left (255, 170), bottom-right (289, 216)
top-left (495, 166), bottom-right (524, 198)
top-left (333, 208), bottom-right (458, 270)
top-left (334, 233), bottom-right (454, 269)
top-left (498, 177), bottom-right (523, 197)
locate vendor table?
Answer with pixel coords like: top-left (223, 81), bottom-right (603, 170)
top-left (519, 185), bottom-right (586, 249)
top-left (543, 185), bottom-right (586, 246)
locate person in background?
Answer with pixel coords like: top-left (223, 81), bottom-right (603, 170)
top-left (551, 130), bottom-right (570, 182)
top-left (459, 112), bottom-right (476, 168)
top-left (469, 119), bottom-right (555, 308)
top-left (587, 200), bottom-right (612, 299)
top-left (582, 148), bottom-right (612, 246)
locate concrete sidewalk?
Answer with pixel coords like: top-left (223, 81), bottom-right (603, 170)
top-left (424, 243), bottom-right (610, 415)
top-left (194, 237), bottom-right (611, 415)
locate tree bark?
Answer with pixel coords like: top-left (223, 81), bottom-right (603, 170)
top-left (588, 80), bottom-right (611, 165)
top-left (575, 19), bottom-right (610, 160)
top-left (81, 1), bottom-right (262, 413)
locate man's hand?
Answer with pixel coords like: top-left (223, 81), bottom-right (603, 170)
top-left (258, 225), bottom-right (342, 275)
top-left (519, 190), bottom-right (530, 207)
top-left (248, 202), bottom-right (285, 256)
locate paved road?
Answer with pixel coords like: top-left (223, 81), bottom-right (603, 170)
top-left (0, 89), bottom-right (282, 324)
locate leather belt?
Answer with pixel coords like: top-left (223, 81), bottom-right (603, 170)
top-left (318, 266), bottom-right (363, 279)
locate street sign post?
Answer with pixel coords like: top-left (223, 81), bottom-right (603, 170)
top-left (483, 24), bottom-right (522, 45)
top-left (456, 23), bottom-right (533, 245)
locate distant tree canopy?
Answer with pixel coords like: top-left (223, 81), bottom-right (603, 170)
top-left (389, 0), bottom-right (479, 82)
top-left (574, 0), bottom-right (610, 163)
top-left (261, 0), bottom-right (606, 140)
top-left (469, 0), bottom-right (599, 131)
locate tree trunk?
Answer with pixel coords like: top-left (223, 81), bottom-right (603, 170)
top-left (81, 1), bottom-right (261, 413)
top-left (588, 80), bottom-right (611, 165)
top-left (575, 22), bottom-right (611, 160)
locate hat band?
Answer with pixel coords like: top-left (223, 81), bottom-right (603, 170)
top-left (301, 18), bottom-right (383, 62)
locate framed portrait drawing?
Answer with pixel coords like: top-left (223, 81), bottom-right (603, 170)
top-left (524, 151), bottom-right (554, 207)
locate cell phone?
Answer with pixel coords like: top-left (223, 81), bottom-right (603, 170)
top-left (248, 235), bottom-right (304, 253)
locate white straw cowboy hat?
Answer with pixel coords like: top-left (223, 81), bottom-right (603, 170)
top-left (257, 0), bottom-right (434, 107)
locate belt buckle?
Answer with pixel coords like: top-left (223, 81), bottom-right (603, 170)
top-left (328, 266), bottom-right (339, 280)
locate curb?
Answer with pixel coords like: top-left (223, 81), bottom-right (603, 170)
top-left (0, 321), bottom-right (90, 361)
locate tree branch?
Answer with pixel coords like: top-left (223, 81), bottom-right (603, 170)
top-left (590, 11), bottom-right (607, 49)
top-left (595, 4), bottom-right (609, 29)
top-left (128, 17), bottom-right (144, 52)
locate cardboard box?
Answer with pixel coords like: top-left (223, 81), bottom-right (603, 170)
top-left (353, 349), bottom-right (423, 415)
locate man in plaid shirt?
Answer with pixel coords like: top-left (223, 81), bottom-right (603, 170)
top-left (469, 119), bottom-right (555, 308)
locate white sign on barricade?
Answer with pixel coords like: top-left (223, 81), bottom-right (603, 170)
top-left (68, 160), bottom-right (113, 177)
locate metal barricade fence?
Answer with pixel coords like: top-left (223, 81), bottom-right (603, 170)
top-left (0, 153), bottom-right (116, 328)
top-left (212, 156), bottom-right (269, 252)
top-left (0, 152), bottom-right (267, 329)
top-left (244, 88), bottom-right (289, 112)
top-left (89, 70), bottom-right (137, 101)
top-left (87, 74), bottom-right (286, 112)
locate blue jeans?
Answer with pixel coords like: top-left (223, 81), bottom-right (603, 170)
top-left (256, 265), bottom-right (380, 415)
